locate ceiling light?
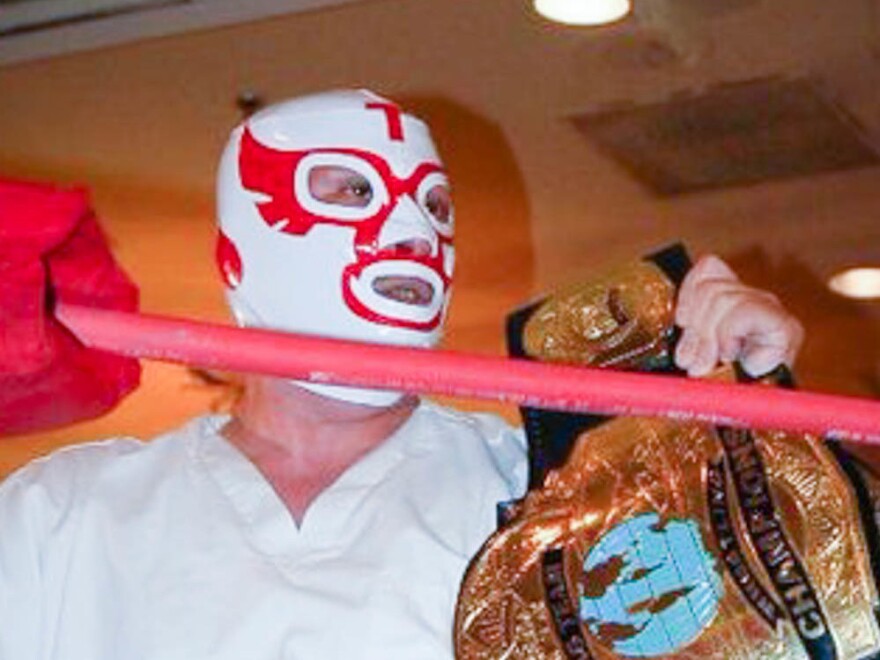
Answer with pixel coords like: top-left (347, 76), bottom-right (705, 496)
top-left (533, 0), bottom-right (632, 26)
top-left (828, 267), bottom-right (880, 300)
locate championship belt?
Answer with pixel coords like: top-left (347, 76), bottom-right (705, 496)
top-left (454, 245), bottom-right (880, 659)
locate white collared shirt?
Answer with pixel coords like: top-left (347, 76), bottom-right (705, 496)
top-left (0, 401), bottom-right (526, 659)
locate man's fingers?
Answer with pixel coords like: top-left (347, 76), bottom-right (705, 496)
top-left (675, 254), bottom-right (802, 377)
top-left (685, 281), bottom-right (749, 338)
top-left (684, 333), bottom-right (720, 376)
top-left (673, 331), bottom-right (697, 371)
top-left (676, 254), bottom-right (740, 326)
top-left (715, 298), bottom-right (804, 376)
top-left (718, 332), bottom-right (744, 364)
top-left (739, 344), bottom-right (790, 378)
top-left (676, 277), bottom-right (749, 376)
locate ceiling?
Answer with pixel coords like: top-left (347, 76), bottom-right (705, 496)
top-left (0, 0), bottom-right (367, 63)
top-left (0, 0), bottom-right (878, 465)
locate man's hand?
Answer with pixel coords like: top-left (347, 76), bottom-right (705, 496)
top-left (674, 255), bottom-right (804, 378)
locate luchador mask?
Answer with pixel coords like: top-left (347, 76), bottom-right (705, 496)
top-left (216, 89), bottom-right (454, 405)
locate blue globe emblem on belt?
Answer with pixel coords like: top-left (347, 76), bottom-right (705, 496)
top-left (578, 512), bottom-right (724, 657)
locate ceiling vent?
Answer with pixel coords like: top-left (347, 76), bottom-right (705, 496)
top-left (571, 77), bottom-right (880, 195)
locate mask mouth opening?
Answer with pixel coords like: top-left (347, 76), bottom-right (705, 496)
top-left (345, 259), bottom-right (446, 331)
top-left (372, 275), bottom-right (435, 307)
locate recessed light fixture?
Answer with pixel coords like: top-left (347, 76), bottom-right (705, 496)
top-left (533, 0), bottom-right (632, 26)
top-left (828, 267), bottom-right (880, 300)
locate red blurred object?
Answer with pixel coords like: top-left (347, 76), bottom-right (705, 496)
top-left (0, 178), bottom-right (140, 435)
top-left (57, 303), bottom-right (880, 443)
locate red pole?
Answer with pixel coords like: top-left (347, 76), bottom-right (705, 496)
top-left (57, 303), bottom-right (880, 443)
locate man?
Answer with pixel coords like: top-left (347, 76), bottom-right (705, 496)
top-left (0, 89), bottom-right (803, 659)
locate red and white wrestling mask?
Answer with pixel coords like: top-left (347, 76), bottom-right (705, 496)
top-left (216, 89), bottom-right (454, 405)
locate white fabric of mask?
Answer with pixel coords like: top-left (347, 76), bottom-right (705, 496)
top-left (216, 89), bottom-right (455, 406)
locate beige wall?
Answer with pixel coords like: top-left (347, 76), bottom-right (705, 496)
top-left (1, 0), bottom-right (878, 475)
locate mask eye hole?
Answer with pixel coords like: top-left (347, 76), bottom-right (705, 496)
top-left (308, 165), bottom-right (373, 207)
top-left (425, 185), bottom-right (452, 225)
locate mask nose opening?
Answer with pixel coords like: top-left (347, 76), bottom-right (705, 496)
top-left (390, 237), bottom-right (434, 258)
top-left (377, 195), bottom-right (439, 256)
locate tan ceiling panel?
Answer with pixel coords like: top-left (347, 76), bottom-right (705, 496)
top-left (571, 78), bottom-right (880, 195)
